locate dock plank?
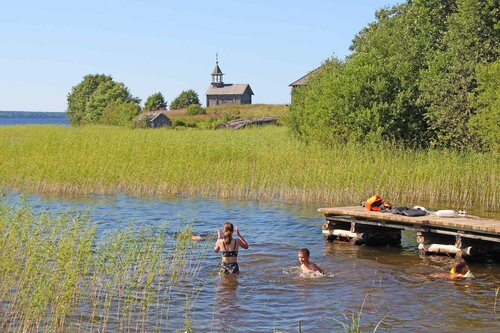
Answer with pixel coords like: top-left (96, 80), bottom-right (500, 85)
top-left (318, 206), bottom-right (500, 234)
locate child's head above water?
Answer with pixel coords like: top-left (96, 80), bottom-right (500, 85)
top-left (298, 248), bottom-right (324, 275)
top-left (450, 257), bottom-right (475, 279)
top-left (298, 248), bottom-right (310, 263)
top-left (452, 258), bottom-right (469, 275)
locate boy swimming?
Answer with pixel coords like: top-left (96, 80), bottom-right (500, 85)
top-left (298, 248), bottom-right (324, 274)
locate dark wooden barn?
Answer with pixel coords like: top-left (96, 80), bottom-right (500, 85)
top-left (205, 60), bottom-right (254, 107)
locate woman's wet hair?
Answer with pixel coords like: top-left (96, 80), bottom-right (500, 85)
top-left (299, 248), bottom-right (310, 257)
top-left (223, 222), bottom-right (234, 245)
top-left (453, 258), bottom-right (469, 274)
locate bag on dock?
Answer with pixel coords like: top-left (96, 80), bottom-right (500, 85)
top-left (402, 208), bottom-right (427, 217)
top-left (390, 206), bottom-right (427, 217)
top-left (390, 206), bottom-right (409, 215)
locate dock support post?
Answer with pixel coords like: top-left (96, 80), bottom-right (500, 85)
top-left (322, 219), bottom-right (401, 246)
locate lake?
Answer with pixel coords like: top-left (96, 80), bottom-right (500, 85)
top-left (2, 192), bottom-right (499, 332)
top-left (0, 111), bottom-right (68, 125)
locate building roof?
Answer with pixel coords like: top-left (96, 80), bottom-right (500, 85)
top-left (135, 111), bottom-right (170, 121)
top-left (288, 67), bottom-right (321, 87)
top-left (206, 83), bottom-right (254, 96)
top-left (211, 64), bottom-right (223, 75)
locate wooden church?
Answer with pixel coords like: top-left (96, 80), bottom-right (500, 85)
top-left (205, 57), bottom-right (254, 107)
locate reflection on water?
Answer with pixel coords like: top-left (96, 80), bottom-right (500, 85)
top-left (2, 192), bottom-right (499, 332)
top-left (211, 275), bottom-right (240, 332)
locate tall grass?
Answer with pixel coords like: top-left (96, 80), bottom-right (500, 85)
top-left (0, 125), bottom-right (498, 213)
top-left (0, 199), bottom-right (210, 332)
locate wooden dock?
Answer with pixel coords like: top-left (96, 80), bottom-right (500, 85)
top-left (318, 206), bottom-right (500, 258)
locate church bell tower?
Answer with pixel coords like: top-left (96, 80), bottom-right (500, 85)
top-left (211, 53), bottom-right (224, 87)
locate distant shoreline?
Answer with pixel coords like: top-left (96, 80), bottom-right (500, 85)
top-left (0, 110), bottom-right (65, 116)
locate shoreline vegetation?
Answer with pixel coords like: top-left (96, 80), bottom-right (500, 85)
top-left (0, 199), bottom-right (208, 332)
top-left (0, 125), bottom-right (497, 216)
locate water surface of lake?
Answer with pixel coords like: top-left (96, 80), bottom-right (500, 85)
top-left (0, 111), bottom-right (68, 125)
top-left (3, 193), bottom-right (499, 332)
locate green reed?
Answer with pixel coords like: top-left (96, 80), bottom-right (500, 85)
top-left (330, 294), bottom-right (386, 333)
top-left (0, 199), bottom-right (210, 332)
top-left (0, 125), bottom-right (498, 212)
top-left (495, 287), bottom-right (499, 315)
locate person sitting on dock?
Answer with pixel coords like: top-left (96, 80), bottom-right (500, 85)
top-left (214, 222), bottom-right (249, 275)
top-left (450, 258), bottom-right (475, 280)
top-left (298, 248), bottom-right (324, 275)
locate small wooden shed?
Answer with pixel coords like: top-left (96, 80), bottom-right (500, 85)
top-left (135, 112), bottom-right (172, 128)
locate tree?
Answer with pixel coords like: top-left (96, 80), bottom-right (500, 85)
top-left (289, 1), bottom-right (436, 147)
top-left (144, 92), bottom-right (167, 112)
top-left (469, 59), bottom-right (500, 153)
top-left (186, 104), bottom-right (206, 115)
top-left (170, 90), bottom-right (200, 109)
top-left (418, 0), bottom-right (498, 149)
top-left (288, 0), bottom-right (498, 151)
top-left (99, 101), bottom-right (141, 126)
top-left (66, 74), bottom-right (140, 126)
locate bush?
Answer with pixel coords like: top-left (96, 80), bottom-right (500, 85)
top-left (133, 115), bottom-right (150, 129)
top-left (172, 119), bottom-right (186, 127)
top-left (100, 101), bottom-right (141, 126)
top-left (186, 104), bottom-right (206, 115)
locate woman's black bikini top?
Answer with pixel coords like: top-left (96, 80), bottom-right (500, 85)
top-left (222, 239), bottom-right (238, 257)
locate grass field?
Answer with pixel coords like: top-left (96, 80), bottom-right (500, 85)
top-left (0, 125), bottom-right (497, 214)
top-left (166, 104), bottom-right (289, 128)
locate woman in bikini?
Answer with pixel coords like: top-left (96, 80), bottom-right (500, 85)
top-left (213, 222), bottom-right (249, 274)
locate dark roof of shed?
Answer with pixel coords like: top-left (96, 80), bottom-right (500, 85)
top-left (288, 67), bottom-right (321, 87)
top-left (135, 111), bottom-right (170, 121)
top-left (206, 83), bottom-right (254, 96)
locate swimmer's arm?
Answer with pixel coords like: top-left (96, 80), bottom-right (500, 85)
top-left (213, 239), bottom-right (221, 253)
top-left (313, 263), bottom-right (324, 274)
top-left (236, 229), bottom-right (249, 249)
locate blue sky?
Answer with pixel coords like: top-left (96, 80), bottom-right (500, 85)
top-left (0, 0), bottom-right (401, 112)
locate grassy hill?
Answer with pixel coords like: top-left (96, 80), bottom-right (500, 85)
top-left (166, 104), bottom-right (289, 128)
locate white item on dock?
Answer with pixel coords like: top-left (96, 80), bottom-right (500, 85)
top-left (435, 210), bottom-right (458, 218)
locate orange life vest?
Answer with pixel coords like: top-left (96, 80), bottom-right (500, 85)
top-left (365, 195), bottom-right (391, 211)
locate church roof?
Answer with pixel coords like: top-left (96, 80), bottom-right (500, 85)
top-left (211, 64), bottom-right (223, 75)
top-left (206, 83), bottom-right (253, 96)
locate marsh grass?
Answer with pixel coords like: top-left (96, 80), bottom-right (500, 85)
top-left (0, 125), bottom-right (498, 212)
top-left (331, 294), bottom-right (387, 333)
top-left (0, 199), bottom-right (211, 332)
